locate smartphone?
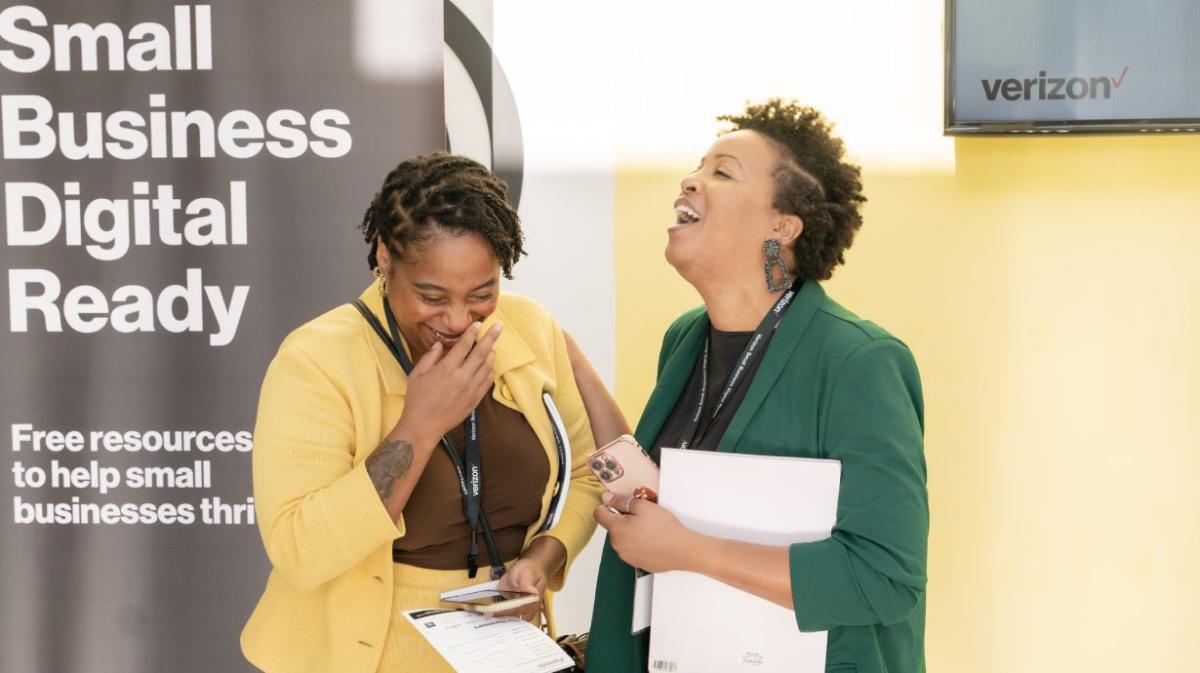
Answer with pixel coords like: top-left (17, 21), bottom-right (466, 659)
top-left (586, 435), bottom-right (660, 500)
top-left (441, 588), bottom-right (539, 615)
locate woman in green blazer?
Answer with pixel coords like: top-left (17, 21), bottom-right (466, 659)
top-left (582, 100), bottom-right (928, 673)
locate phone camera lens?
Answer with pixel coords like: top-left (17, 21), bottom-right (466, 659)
top-left (590, 460), bottom-right (604, 471)
top-left (600, 471), bottom-right (613, 481)
top-left (605, 460), bottom-right (617, 470)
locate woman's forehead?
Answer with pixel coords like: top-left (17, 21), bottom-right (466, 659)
top-left (705, 130), bottom-right (779, 169)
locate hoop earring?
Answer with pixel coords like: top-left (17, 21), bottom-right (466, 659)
top-left (763, 239), bottom-right (794, 293)
top-left (374, 267), bottom-right (389, 297)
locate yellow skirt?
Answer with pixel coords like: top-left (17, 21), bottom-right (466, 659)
top-left (378, 560), bottom-right (550, 673)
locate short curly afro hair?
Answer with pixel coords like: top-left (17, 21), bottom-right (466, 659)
top-left (359, 152), bottom-right (526, 279)
top-left (718, 99), bottom-right (865, 281)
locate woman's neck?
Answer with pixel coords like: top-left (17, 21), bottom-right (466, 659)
top-left (694, 278), bottom-right (783, 332)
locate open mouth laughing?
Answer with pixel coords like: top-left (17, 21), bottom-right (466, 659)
top-left (426, 324), bottom-right (464, 347)
top-left (672, 198), bottom-right (702, 228)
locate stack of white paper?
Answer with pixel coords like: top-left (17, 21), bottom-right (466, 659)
top-left (648, 448), bottom-right (841, 673)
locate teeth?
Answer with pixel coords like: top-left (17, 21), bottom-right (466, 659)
top-left (674, 204), bottom-right (701, 223)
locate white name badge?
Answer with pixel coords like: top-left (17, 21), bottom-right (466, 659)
top-left (632, 570), bottom-right (653, 635)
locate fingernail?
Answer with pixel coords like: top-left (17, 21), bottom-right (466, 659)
top-left (492, 324), bottom-right (503, 335)
top-left (601, 491), bottom-right (613, 504)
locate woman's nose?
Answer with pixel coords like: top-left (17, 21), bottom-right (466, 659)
top-left (680, 174), bottom-right (700, 194)
top-left (442, 305), bottom-right (474, 335)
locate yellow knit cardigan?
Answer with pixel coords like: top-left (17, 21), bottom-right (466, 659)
top-left (241, 288), bottom-right (602, 673)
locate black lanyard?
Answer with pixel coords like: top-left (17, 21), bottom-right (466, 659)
top-left (678, 283), bottom-right (800, 451)
top-left (352, 299), bottom-right (503, 579)
top-left (352, 299), bottom-right (573, 579)
top-left (381, 301), bottom-right (502, 580)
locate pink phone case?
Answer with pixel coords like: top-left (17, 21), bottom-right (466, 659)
top-left (586, 435), bottom-right (660, 499)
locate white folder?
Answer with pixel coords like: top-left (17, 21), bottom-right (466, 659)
top-left (648, 448), bottom-right (841, 673)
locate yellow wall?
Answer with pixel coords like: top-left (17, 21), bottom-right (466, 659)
top-left (612, 136), bottom-right (1200, 671)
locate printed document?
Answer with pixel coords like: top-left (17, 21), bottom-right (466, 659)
top-left (403, 608), bottom-right (573, 673)
top-left (648, 448), bottom-right (841, 673)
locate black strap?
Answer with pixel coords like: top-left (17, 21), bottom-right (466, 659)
top-left (678, 282), bottom-right (800, 450)
top-left (539, 394), bottom-right (568, 534)
top-left (353, 299), bottom-right (503, 580)
top-left (353, 299), bottom-right (572, 570)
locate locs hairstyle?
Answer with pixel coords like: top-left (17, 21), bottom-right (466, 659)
top-left (719, 99), bottom-right (866, 281)
top-left (358, 153), bottom-right (526, 278)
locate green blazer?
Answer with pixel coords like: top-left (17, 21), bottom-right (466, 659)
top-left (587, 281), bottom-right (927, 673)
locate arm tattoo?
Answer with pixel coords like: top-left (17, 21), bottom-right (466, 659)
top-left (366, 440), bottom-right (414, 502)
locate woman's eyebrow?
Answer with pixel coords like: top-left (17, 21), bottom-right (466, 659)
top-left (412, 278), bottom-right (497, 292)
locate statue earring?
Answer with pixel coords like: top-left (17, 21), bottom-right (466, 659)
top-left (763, 239), bottom-right (794, 293)
top-left (374, 267), bottom-right (389, 297)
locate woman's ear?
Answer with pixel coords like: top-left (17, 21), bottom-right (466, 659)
top-left (374, 237), bottom-right (392, 272)
top-left (775, 213), bottom-right (804, 247)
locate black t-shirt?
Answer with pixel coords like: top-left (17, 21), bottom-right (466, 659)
top-left (650, 325), bottom-right (775, 461)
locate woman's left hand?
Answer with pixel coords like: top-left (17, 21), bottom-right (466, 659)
top-left (594, 492), bottom-right (703, 573)
top-left (487, 558), bottom-right (545, 621)
top-left (499, 535), bottom-right (566, 596)
top-left (498, 557), bottom-right (549, 595)
top-left (493, 547), bottom-right (561, 622)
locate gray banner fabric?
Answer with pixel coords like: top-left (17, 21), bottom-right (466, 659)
top-left (0, 1), bottom-right (443, 670)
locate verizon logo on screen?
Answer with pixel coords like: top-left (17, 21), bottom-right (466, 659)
top-left (981, 66), bottom-right (1129, 101)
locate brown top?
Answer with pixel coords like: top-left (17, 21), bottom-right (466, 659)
top-left (392, 385), bottom-right (551, 570)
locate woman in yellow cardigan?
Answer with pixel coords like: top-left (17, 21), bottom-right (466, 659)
top-left (241, 153), bottom-right (603, 673)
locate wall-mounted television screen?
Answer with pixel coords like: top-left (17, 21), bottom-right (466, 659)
top-left (945, 0), bottom-right (1200, 134)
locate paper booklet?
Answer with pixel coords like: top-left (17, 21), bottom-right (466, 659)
top-left (647, 448), bottom-right (841, 673)
top-left (403, 607), bottom-right (573, 673)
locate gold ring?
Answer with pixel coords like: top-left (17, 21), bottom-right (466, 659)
top-left (623, 494), bottom-right (637, 514)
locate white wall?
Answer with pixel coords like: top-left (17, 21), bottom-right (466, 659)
top-left (460, 0), bottom-right (618, 635)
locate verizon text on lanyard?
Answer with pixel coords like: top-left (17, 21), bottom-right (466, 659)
top-left (351, 299), bottom-right (571, 579)
top-left (678, 282), bottom-right (799, 451)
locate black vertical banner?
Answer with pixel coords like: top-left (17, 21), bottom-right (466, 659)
top-left (0, 2), bottom-right (443, 670)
